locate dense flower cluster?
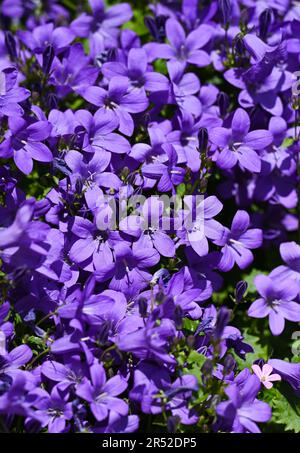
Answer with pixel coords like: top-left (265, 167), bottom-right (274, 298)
top-left (0, 0), bottom-right (300, 434)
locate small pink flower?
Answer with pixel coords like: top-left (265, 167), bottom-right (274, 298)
top-left (251, 363), bottom-right (281, 389)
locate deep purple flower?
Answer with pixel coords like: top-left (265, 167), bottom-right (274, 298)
top-left (51, 43), bottom-right (99, 97)
top-left (248, 275), bottom-right (300, 335)
top-left (76, 362), bottom-right (128, 422)
top-left (270, 242), bottom-right (300, 296)
top-left (145, 18), bottom-right (213, 70)
top-left (0, 117), bottom-right (52, 174)
top-left (71, 0), bottom-right (132, 47)
top-left (33, 385), bottom-right (73, 433)
top-left (216, 374), bottom-right (271, 433)
top-left (210, 108), bottom-right (273, 173)
top-left (268, 359), bottom-right (300, 397)
top-left (102, 47), bottom-right (169, 93)
top-left (216, 210), bottom-right (263, 271)
top-left (18, 23), bottom-right (75, 54)
top-left (74, 108), bottom-right (131, 162)
top-left (79, 76), bottom-right (148, 136)
top-left (141, 143), bottom-right (185, 193)
top-left (69, 215), bottom-right (114, 271)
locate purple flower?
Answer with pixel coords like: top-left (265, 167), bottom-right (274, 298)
top-left (216, 374), bottom-right (271, 433)
top-left (76, 362), bottom-right (128, 422)
top-left (118, 317), bottom-right (176, 365)
top-left (270, 241), bottom-right (300, 296)
top-left (0, 117), bottom-right (52, 174)
top-left (102, 47), bottom-right (169, 93)
top-left (71, 0), bottom-right (132, 46)
top-left (177, 196), bottom-right (224, 257)
top-left (98, 240), bottom-right (160, 297)
top-left (69, 215), bottom-right (114, 271)
top-left (268, 359), bottom-right (300, 397)
top-left (210, 108), bottom-right (273, 173)
top-left (79, 76), bottom-right (148, 136)
top-left (51, 43), bottom-right (99, 97)
top-left (145, 18), bottom-right (213, 70)
top-left (18, 23), bottom-right (75, 54)
top-left (141, 143), bottom-right (185, 194)
top-left (0, 371), bottom-right (41, 418)
top-left (0, 67), bottom-right (30, 117)
top-left (130, 362), bottom-right (198, 424)
top-left (120, 196), bottom-right (176, 258)
top-left (248, 275), bottom-right (300, 335)
top-left (41, 358), bottom-right (87, 392)
top-left (216, 210), bottom-right (263, 271)
top-left (33, 385), bottom-right (73, 433)
top-left (74, 108), bottom-right (131, 162)
top-left (224, 36), bottom-right (293, 116)
top-left (0, 344), bottom-right (32, 379)
top-left (167, 60), bottom-right (202, 118)
top-left (92, 413), bottom-right (139, 433)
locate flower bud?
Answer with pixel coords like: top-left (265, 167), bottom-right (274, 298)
top-left (214, 307), bottom-right (231, 340)
top-left (198, 127), bottom-right (208, 154)
top-left (218, 0), bottom-right (232, 27)
top-left (5, 31), bottom-right (17, 60)
top-left (46, 92), bottom-right (58, 110)
top-left (167, 415), bottom-right (180, 433)
top-left (235, 280), bottom-right (248, 302)
top-left (174, 304), bottom-right (183, 328)
top-left (259, 8), bottom-right (273, 41)
top-left (75, 177), bottom-right (83, 194)
top-left (98, 321), bottom-right (110, 344)
top-left (42, 44), bottom-right (55, 75)
top-left (144, 16), bottom-right (158, 39)
top-left (217, 92), bottom-right (229, 117)
top-left (234, 35), bottom-right (245, 56)
top-left (223, 354), bottom-right (236, 374)
top-left (138, 297), bottom-right (148, 318)
top-left (201, 358), bottom-right (214, 376)
top-left (156, 15), bottom-right (167, 41)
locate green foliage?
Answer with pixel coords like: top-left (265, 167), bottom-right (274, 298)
top-left (122, 8), bottom-right (149, 37)
top-left (184, 350), bottom-right (207, 382)
top-left (265, 385), bottom-right (300, 433)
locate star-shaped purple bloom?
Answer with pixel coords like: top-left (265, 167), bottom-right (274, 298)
top-left (79, 76), bottom-right (148, 136)
top-left (0, 117), bottom-right (52, 174)
top-left (76, 362), bottom-right (128, 422)
top-left (216, 374), bottom-right (271, 433)
top-left (248, 275), bottom-right (300, 335)
top-left (216, 210), bottom-right (263, 271)
top-left (210, 108), bottom-right (273, 173)
top-left (145, 18), bottom-right (213, 70)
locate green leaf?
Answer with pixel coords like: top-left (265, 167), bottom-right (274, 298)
top-left (27, 336), bottom-right (44, 347)
top-left (153, 59), bottom-right (168, 75)
top-left (281, 137), bottom-right (294, 148)
top-left (176, 183), bottom-right (186, 197)
top-left (184, 351), bottom-right (207, 382)
top-left (122, 9), bottom-right (148, 36)
top-left (182, 318), bottom-right (198, 332)
top-left (266, 385), bottom-right (300, 433)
